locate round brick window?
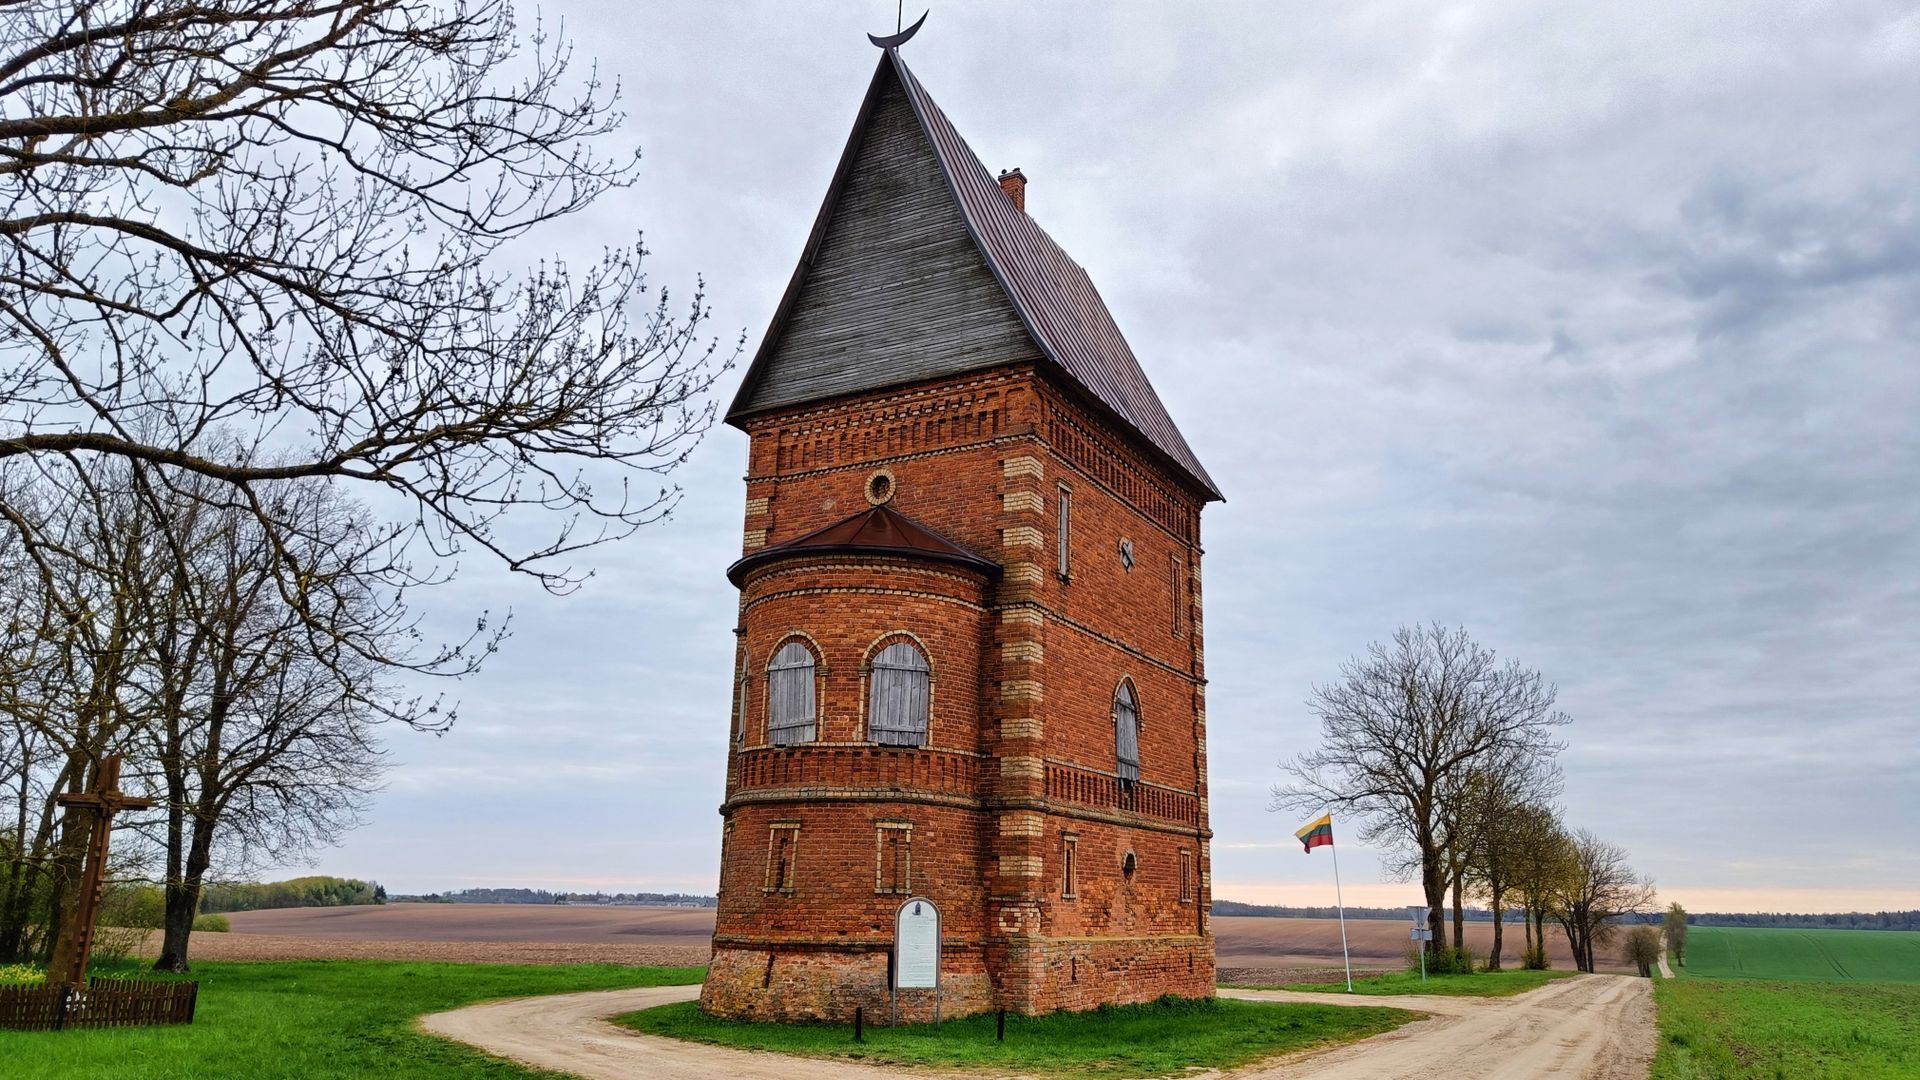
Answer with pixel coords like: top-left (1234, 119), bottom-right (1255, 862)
top-left (864, 469), bottom-right (896, 506)
top-left (1122, 851), bottom-right (1138, 881)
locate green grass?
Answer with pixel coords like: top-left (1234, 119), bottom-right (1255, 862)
top-left (1653, 975), bottom-right (1920, 1079)
top-left (0, 959), bottom-right (705, 1079)
top-left (1233, 967), bottom-right (1580, 997)
top-left (618, 995), bottom-right (1416, 1079)
top-left (1683, 926), bottom-right (1920, 983)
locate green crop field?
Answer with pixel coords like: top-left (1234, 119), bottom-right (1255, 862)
top-left (1684, 926), bottom-right (1920, 983)
top-left (1654, 927), bottom-right (1920, 1077)
top-left (1653, 977), bottom-right (1920, 1078)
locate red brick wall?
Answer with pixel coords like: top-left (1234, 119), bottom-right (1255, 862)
top-left (735, 557), bottom-right (990, 750)
top-left (705, 364), bottom-right (1213, 1021)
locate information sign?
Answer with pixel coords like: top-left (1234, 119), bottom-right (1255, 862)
top-left (894, 897), bottom-right (941, 990)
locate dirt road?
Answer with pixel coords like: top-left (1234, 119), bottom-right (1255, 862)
top-left (420, 984), bottom-right (940, 1080)
top-left (1224, 976), bottom-right (1654, 1079)
top-left (422, 973), bottom-right (1654, 1080)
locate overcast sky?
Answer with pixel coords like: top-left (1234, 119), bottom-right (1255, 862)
top-left (298, 1), bottom-right (1920, 914)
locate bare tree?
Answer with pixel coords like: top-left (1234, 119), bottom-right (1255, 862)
top-left (134, 477), bottom-right (392, 972)
top-left (2, 0), bottom-right (732, 965)
top-left (1550, 829), bottom-right (1656, 973)
top-left (0, 456), bottom-right (400, 970)
top-left (1273, 624), bottom-right (1569, 958)
top-left (1663, 902), bottom-right (1688, 967)
top-left (1624, 925), bottom-right (1661, 978)
top-left (0, 464), bottom-right (163, 962)
top-left (0, 0), bottom-right (734, 666)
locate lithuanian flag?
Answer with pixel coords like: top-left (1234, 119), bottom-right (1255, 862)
top-left (1295, 814), bottom-right (1334, 853)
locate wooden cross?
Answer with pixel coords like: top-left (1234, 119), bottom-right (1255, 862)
top-left (48, 755), bottom-right (155, 988)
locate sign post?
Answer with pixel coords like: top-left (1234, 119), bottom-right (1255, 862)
top-left (1408, 906), bottom-right (1435, 983)
top-left (893, 896), bottom-right (941, 1025)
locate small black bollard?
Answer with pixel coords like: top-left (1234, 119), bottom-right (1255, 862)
top-left (854, 1005), bottom-right (864, 1042)
top-left (996, 1008), bottom-right (1005, 1042)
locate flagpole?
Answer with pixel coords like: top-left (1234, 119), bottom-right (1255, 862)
top-left (1330, 827), bottom-right (1353, 993)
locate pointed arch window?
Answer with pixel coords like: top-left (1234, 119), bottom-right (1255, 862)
top-left (868, 640), bottom-right (930, 747)
top-left (1114, 679), bottom-right (1141, 783)
top-left (767, 639), bottom-right (818, 745)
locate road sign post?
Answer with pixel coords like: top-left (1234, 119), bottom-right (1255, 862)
top-left (1408, 906), bottom-right (1436, 983)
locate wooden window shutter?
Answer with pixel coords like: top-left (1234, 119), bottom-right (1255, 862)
top-left (767, 641), bottom-right (817, 745)
top-left (1115, 680), bottom-right (1141, 783)
top-left (868, 641), bottom-right (930, 747)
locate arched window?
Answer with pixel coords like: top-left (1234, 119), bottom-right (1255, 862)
top-left (868, 640), bottom-right (930, 747)
top-left (767, 639), bottom-right (818, 745)
top-left (1114, 679), bottom-right (1140, 783)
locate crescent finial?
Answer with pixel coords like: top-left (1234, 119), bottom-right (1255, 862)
top-left (869, 10), bottom-right (928, 49)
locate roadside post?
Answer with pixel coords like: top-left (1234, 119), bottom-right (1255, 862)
top-left (1409, 906), bottom-right (1435, 983)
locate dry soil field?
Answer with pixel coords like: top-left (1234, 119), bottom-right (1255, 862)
top-left (151, 904), bottom-right (1630, 976)
top-left (1212, 913), bottom-right (1634, 977)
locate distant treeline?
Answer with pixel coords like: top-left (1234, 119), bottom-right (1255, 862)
top-left (1213, 900), bottom-right (1504, 922)
top-left (1686, 911), bottom-right (1920, 931)
top-left (1212, 900), bottom-right (1920, 931)
top-left (199, 876), bottom-right (386, 914)
top-left (391, 887), bottom-right (717, 907)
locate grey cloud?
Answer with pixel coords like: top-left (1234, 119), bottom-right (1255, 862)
top-left (289, 2), bottom-right (1917, 907)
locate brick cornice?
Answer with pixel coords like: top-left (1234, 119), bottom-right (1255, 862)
top-left (744, 584), bottom-right (988, 617)
top-left (741, 366), bottom-right (1036, 434)
top-left (720, 788), bottom-right (985, 814)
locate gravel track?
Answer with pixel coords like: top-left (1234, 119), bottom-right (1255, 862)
top-left (422, 973), bottom-right (1655, 1079)
top-left (1224, 976), bottom-right (1655, 1079)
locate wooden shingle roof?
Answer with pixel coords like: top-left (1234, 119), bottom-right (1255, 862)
top-left (729, 50), bottom-right (1221, 502)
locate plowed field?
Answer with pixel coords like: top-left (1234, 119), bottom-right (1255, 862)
top-left (147, 904), bottom-right (1630, 975)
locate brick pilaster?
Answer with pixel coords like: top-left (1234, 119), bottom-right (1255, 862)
top-left (989, 448), bottom-right (1049, 1007)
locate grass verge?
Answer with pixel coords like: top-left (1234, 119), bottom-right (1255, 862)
top-left (618, 994), bottom-right (1417, 1079)
top-left (1653, 975), bottom-right (1920, 1079)
top-left (0, 958), bottom-right (705, 1079)
top-left (1230, 967), bottom-right (1580, 997)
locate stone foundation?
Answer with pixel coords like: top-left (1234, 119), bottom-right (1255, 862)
top-left (700, 942), bottom-right (994, 1023)
top-left (699, 934), bottom-right (1213, 1021)
top-left (1033, 935), bottom-right (1215, 1012)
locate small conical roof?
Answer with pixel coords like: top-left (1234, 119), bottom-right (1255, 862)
top-left (726, 503), bottom-right (999, 586)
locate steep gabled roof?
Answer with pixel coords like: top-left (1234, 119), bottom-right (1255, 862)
top-left (728, 50), bottom-right (1222, 502)
top-left (726, 503), bottom-right (999, 586)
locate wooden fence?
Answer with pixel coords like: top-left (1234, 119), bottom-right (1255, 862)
top-left (0, 976), bottom-right (197, 1030)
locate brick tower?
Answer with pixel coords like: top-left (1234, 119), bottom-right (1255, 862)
top-left (699, 46), bottom-right (1223, 1022)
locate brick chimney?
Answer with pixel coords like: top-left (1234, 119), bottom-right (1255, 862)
top-left (998, 168), bottom-right (1027, 212)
